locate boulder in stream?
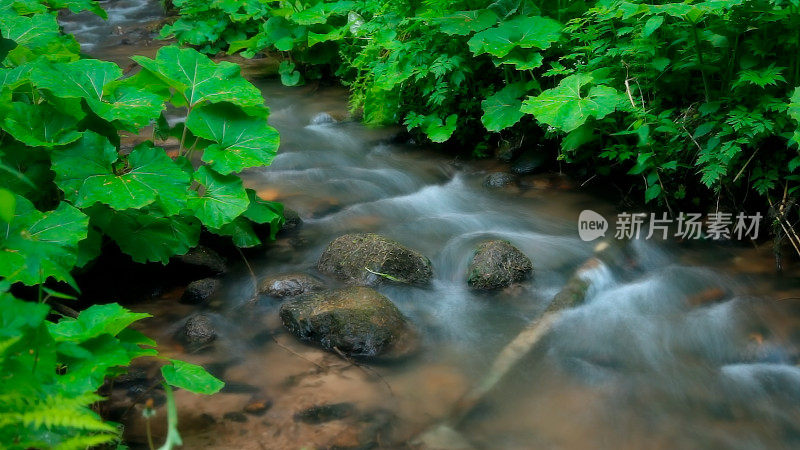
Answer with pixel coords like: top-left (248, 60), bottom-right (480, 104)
top-left (176, 245), bottom-right (227, 275)
top-left (279, 286), bottom-right (418, 358)
top-left (258, 273), bottom-right (324, 299)
top-left (317, 233), bottom-right (433, 286)
top-left (483, 172), bottom-right (516, 188)
top-left (178, 313), bottom-right (216, 347)
top-left (181, 278), bottom-right (219, 304)
top-left (467, 240), bottom-right (533, 290)
top-left (280, 208), bottom-right (302, 234)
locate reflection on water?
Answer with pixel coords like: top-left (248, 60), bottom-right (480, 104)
top-left (66, 3), bottom-right (800, 449)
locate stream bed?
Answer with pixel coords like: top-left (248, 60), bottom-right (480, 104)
top-left (62, 3), bottom-right (800, 449)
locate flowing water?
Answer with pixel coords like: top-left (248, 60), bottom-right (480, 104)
top-left (64, 3), bottom-right (800, 449)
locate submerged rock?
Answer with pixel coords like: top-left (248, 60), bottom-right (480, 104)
top-left (467, 240), bottom-right (533, 290)
top-left (181, 278), bottom-right (219, 304)
top-left (511, 150), bottom-right (547, 175)
top-left (177, 246), bottom-right (227, 275)
top-left (179, 314), bottom-right (216, 347)
top-left (280, 208), bottom-right (302, 233)
top-left (258, 273), bottom-right (324, 299)
top-left (279, 286), bottom-right (418, 358)
top-left (294, 403), bottom-right (356, 424)
top-left (317, 233), bottom-right (433, 286)
top-left (483, 172), bottom-right (516, 188)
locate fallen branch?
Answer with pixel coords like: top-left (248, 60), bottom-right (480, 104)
top-left (412, 243), bottom-right (613, 448)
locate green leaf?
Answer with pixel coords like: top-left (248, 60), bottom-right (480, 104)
top-left (642, 15), bottom-right (664, 37)
top-left (52, 133), bottom-right (191, 211)
top-left (0, 196), bottom-right (88, 288)
top-left (32, 59), bottom-right (165, 129)
top-left (2, 102), bottom-right (83, 147)
top-left (292, 1), bottom-right (354, 25)
top-left (278, 60), bottom-right (302, 86)
top-left (131, 45), bottom-right (266, 111)
top-left (521, 74), bottom-right (626, 132)
top-left (48, 303), bottom-right (150, 342)
top-left (187, 103), bottom-right (279, 175)
top-left (188, 166), bottom-right (249, 229)
top-left (644, 183), bottom-right (662, 203)
top-left (468, 15), bottom-right (561, 58)
top-left (435, 10), bottom-right (498, 36)
top-left (91, 207), bottom-right (200, 264)
top-left (481, 82), bottom-right (533, 131)
top-left (161, 359), bottom-right (224, 395)
top-left (0, 188), bottom-right (15, 222)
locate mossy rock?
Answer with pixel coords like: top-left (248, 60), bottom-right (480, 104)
top-left (279, 286), bottom-right (418, 358)
top-left (317, 233), bottom-right (433, 286)
top-left (257, 273), bottom-right (324, 299)
top-left (467, 240), bottom-right (533, 290)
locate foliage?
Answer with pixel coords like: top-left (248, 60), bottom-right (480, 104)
top-left (1, 0), bottom-right (283, 289)
top-left (0, 285), bottom-right (224, 449)
top-left (0, 0), bottom-right (287, 447)
top-left (165, 0), bottom-right (800, 208)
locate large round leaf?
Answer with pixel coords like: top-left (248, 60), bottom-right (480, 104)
top-left (0, 196), bottom-right (88, 288)
top-left (187, 166), bottom-right (249, 229)
top-left (187, 103), bottom-right (279, 175)
top-left (52, 133), bottom-right (191, 211)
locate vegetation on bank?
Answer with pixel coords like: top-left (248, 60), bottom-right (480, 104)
top-left (0, 0), bottom-right (282, 447)
top-left (163, 0), bottom-right (800, 218)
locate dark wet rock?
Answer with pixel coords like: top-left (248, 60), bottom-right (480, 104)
top-left (467, 240), bottom-right (533, 290)
top-left (258, 273), bottom-right (324, 298)
top-left (223, 411), bottom-right (248, 423)
top-left (317, 233), bottom-right (433, 286)
top-left (279, 286), bottom-right (418, 358)
top-left (177, 246), bottom-right (227, 275)
top-left (280, 208), bottom-right (302, 233)
top-left (511, 150), bottom-right (547, 175)
top-left (494, 140), bottom-right (523, 162)
top-left (178, 314), bottom-right (216, 346)
top-left (244, 398), bottom-right (273, 416)
top-left (483, 172), bottom-right (516, 188)
top-left (114, 367), bottom-right (148, 387)
top-left (181, 278), bottom-right (219, 304)
top-left (294, 403), bottom-right (356, 424)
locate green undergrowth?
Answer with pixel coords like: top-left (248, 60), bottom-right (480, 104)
top-left (0, 0), bottom-right (285, 447)
top-left (163, 0), bottom-right (800, 212)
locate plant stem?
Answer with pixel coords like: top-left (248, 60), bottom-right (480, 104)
top-left (691, 23), bottom-right (711, 103)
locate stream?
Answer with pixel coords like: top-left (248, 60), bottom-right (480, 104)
top-left (62, 3), bottom-right (800, 449)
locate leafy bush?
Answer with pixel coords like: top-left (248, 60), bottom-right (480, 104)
top-left (164, 0), bottom-right (800, 208)
top-left (1, 0), bottom-right (283, 289)
top-left (0, 0), bottom-right (285, 446)
top-left (0, 284), bottom-right (224, 449)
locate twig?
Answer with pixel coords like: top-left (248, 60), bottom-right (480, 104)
top-left (235, 246), bottom-right (258, 301)
top-left (332, 346), bottom-right (395, 398)
top-left (270, 333), bottom-right (327, 371)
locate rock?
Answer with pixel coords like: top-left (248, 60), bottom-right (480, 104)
top-left (317, 233), bottom-right (433, 286)
top-left (310, 112), bottom-right (336, 125)
top-left (179, 314), bottom-right (216, 347)
top-left (181, 278), bottom-right (219, 304)
top-left (483, 172), bottom-right (516, 188)
top-left (280, 208), bottom-right (302, 233)
top-left (279, 286), bottom-right (418, 358)
top-left (177, 246), bottom-right (227, 275)
top-left (223, 411), bottom-right (248, 423)
top-left (294, 403), bottom-right (356, 424)
top-left (244, 398), bottom-right (272, 416)
top-left (257, 273), bottom-right (324, 298)
top-left (467, 240), bottom-right (533, 290)
top-left (511, 150), bottom-right (547, 175)
top-left (494, 139), bottom-right (522, 162)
